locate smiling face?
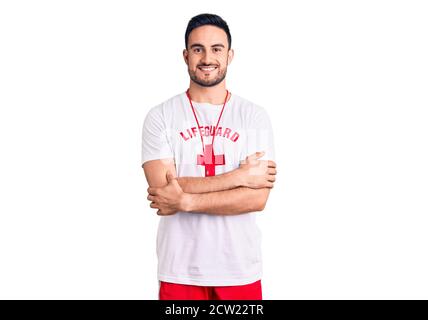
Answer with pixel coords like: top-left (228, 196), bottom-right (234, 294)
top-left (183, 25), bottom-right (234, 87)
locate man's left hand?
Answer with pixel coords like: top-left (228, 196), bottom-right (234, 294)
top-left (147, 171), bottom-right (188, 216)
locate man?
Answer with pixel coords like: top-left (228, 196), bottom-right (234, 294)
top-left (141, 13), bottom-right (276, 300)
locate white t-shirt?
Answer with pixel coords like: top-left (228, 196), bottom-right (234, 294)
top-left (141, 91), bottom-right (275, 286)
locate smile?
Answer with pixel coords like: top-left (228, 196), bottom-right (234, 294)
top-left (198, 66), bottom-right (217, 72)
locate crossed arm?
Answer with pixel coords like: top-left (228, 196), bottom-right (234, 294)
top-left (142, 152), bottom-right (277, 216)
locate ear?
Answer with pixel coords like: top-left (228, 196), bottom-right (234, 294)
top-left (183, 49), bottom-right (189, 65)
top-left (227, 48), bottom-right (234, 65)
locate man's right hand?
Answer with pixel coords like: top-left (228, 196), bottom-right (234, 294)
top-left (236, 151), bottom-right (277, 189)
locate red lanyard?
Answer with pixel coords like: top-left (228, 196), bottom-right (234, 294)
top-left (185, 89), bottom-right (230, 152)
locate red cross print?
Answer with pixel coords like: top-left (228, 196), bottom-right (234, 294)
top-left (197, 144), bottom-right (225, 177)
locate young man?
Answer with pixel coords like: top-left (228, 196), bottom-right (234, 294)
top-left (141, 13), bottom-right (276, 300)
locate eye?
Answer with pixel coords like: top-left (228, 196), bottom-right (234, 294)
top-left (214, 48), bottom-right (222, 52)
top-left (193, 48), bottom-right (202, 53)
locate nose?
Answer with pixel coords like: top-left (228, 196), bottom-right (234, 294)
top-left (200, 51), bottom-right (215, 65)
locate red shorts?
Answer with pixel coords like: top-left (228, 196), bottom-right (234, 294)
top-left (159, 279), bottom-right (262, 300)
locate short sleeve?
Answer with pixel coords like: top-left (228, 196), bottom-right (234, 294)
top-left (141, 105), bottom-right (174, 166)
top-left (241, 106), bottom-right (275, 162)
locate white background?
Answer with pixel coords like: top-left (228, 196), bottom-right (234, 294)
top-left (0, 0), bottom-right (427, 299)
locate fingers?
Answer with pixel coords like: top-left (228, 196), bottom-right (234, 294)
top-left (261, 160), bottom-right (276, 169)
top-left (147, 193), bottom-right (176, 215)
top-left (260, 181), bottom-right (274, 188)
top-left (157, 209), bottom-right (176, 216)
top-left (247, 151), bottom-right (265, 161)
top-left (259, 166), bottom-right (276, 175)
top-left (268, 160), bottom-right (276, 168)
top-left (266, 166), bottom-right (276, 184)
top-left (267, 175), bottom-right (276, 182)
top-left (268, 167), bottom-right (277, 175)
top-left (267, 164), bottom-right (277, 184)
top-left (157, 209), bottom-right (164, 216)
top-left (246, 152), bottom-right (258, 161)
top-left (147, 187), bottom-right (158, 196)
top-left (254, 151), bottom-right (265, 159)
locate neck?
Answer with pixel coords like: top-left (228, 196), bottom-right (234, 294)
top-left (187, 81), bottom-right (230, 104)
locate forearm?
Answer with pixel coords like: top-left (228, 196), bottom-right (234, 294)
top-left (182, 187), bottom-right (270, 215)
top-left (176, 169), bottom-right (241, 193)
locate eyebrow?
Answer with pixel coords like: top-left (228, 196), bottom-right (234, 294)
top-left (190, 43), bottom-right (225, 49)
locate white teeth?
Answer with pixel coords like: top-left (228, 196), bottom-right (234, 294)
top-left (200, 67), bottom-right (216, 71)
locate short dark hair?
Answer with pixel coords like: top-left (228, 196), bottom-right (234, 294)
top-left (185, 13), bottom-right (232, 50)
